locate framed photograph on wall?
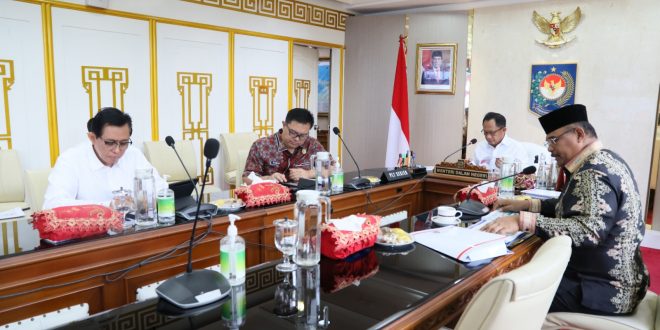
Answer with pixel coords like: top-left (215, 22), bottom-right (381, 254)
top-left (415, 43), bottom-right (457, 94)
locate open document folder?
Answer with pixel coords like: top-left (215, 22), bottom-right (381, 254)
top-left (412, 226), bottom-right (509, 262)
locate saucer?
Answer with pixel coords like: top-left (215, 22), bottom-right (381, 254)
top-left (431, 215), bottom-right (461, 226)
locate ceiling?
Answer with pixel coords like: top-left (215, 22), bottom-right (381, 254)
top-left (333, 0), bottom-right (547, 15)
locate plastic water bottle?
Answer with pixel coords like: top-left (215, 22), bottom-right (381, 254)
top-left (498, 157), bottom-right (515, 198)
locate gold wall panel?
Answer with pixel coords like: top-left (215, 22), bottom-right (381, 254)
top-left (81, 66), bottom-right (129, 117)
top-left (1, 221), bottom-right (22, 255)
top-left (183, 0), bottom-right (349, 31)
top-left (177, 72), bottom-right (214, 184)
top-left (293, 78), bottom-right (310, 109)
top-left (0, 60), bottom-right (14, 149)
top-left (249, 76), bottom-right (277, 137)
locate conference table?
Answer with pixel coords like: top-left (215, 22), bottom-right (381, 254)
top-left (0, 169), bottom-right (541, 328)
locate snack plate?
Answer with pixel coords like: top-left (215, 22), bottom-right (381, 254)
top-left (214, 199), bottom-right (246, 212)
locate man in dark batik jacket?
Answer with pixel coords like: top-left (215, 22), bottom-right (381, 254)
top-left (483, 104), bottom-right (649, 316)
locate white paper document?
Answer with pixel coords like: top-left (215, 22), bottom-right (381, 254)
top-left (469, 210), bottom-right (524, 245)
top-left (412, 226), bottom-right (510, 262)
top-left (0, 207), bottom-right (25, 220)
top-left (521, 189), bottom-right (560, 200)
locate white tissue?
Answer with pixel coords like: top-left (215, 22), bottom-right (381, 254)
top-left (247, 171), bottom-right (277, 185)
top-left (328, 215), bottom-right (366, 232)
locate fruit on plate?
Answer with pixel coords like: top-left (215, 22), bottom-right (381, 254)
top-left (379, 227), bottom-right (413, 245)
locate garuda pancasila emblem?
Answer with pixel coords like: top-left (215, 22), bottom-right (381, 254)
top-left (532, 7), bottom-right (582, 48)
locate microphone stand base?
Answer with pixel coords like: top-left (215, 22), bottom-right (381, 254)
top-left (344, 177), bottom-right (372, 190)
top-left (458, 199), bottom-right (490, 217)
top-left (156, 269), bottom-right (231, 309)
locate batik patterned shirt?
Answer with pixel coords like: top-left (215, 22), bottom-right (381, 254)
top-left (242, 131), bottom-right (326, 181)
top-left (537, 142), bottom-right (649, 314)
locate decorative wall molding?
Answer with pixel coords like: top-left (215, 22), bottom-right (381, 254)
top-left (0, 59), bottom-right (14, 149)
top-left (249, 76), bottom-right (277, 137)
top-left (293, 78), bottom-right (310, 109)
top-left (81, 66), bottom-right (129, 117)
top-left (183, 0), bottom-right (349, 31)
top-left (177, 72), bottom-right (214, 184)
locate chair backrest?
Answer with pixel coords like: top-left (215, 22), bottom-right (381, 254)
top-left (521, 142), bottom-right (551, 164)
top-left (25, 168), bottom-right (52, 212)
top-left (143, 140), bottom-right (198, 182)
top-left (455, 235), bottom-right (572, 330)
top-left (235, 149), bottom-right (250, 187)
top-left (219, 132), bottom-right (259, 173)
top-left (0, 149), bottom-right (25, 203)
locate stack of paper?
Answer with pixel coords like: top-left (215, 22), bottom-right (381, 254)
top-left (521, 189), bottom-right (560, 200)
top-left (412, 226), bottom-right (509, 262)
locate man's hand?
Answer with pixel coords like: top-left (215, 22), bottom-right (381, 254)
top-left (481, 215), bottom-right (520, 235)
top-left (268, 172), bottom-right (287, 182)
top-left (495, 157), bottom-right (503, 169)
top-left (288, 168), bottom-right (308, 181)
top-left (493, 199), bottom-right (530, 212)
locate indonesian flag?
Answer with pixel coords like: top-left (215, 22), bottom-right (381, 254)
top-left (385, 36), bottom-right (410, 167)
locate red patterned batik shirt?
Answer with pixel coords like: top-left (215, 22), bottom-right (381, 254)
top-left (243, 131), bottom-right (326, 181)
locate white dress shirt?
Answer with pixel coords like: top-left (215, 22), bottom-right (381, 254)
top-left (43, 142), bottom-right (167, 209)
top-left (471, 135), bottom-right (529, 171)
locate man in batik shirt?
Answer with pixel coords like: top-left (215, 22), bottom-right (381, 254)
top-left (484, 104), bottom-right (649, 315)
top-left (243, 108), bottom-right (327, 184)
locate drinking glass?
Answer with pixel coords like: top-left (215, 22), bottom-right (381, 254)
top-left (273, 273), bottom-right (297, 317)
top-left (110, 187), bottom-right (135, 230)
top-left (274, 218), bottom-right (298, 272)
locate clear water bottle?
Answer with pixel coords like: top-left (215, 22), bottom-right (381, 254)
top-left (134, 168), bottom-right (157, 227)
top-left (498, 157), bottom-right (515, 198)
top-left (331, 163), bottom-right (344, 193)
top-left (312, 152), bottom-right (331, 196)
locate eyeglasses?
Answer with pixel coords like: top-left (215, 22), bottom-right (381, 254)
top-left (481, 127), bottom-right (504, 137)
top-left (285, 125), bottom-right (309, 140)
top-left (544, 128), bottom-right (575, 146)
top-left (101, 138), bottom-right (132, 150)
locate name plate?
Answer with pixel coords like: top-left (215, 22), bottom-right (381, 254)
top-left (381, 169), bottom-right (412, 183)
top-left (434, 167), bottom-right (488, 180)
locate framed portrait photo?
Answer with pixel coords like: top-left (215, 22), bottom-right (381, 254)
top-left (415, 43), bottom-right (457, 94)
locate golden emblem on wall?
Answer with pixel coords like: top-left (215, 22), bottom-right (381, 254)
top-left (293, 79), bottom-right (311, 109)
top-left (532, 7), bottom-right (582, 48)
top-left (0, 59), bottom-right (15, 149)
top-left (81, 66), bottom-right (129, 117)
top-left (177, 72), bottom-right (214, 184)
top-left (249, 76), bottom-right (277, 138)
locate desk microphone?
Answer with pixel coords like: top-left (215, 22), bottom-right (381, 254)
top-left (332, 127), bottom-right (371, 190)
top-left (165, 136), bottom-right (199, 201)
top-left (442, 138), bottom-right (477, 162)
top-left (458, 165), bottom-right (537, 216)
top-left (156, 138), bottom-right (230, 309)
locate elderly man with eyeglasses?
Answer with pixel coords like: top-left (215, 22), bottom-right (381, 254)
top-left (471, 112), bottom-right (529, 171)
top-left (483, 104), bottom-right (649, 317)
top-left (243, 108), bottom-right (328, 185)
top-left (43, 107), bottom-right (166, 209)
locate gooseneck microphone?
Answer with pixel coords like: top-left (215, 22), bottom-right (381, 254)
top-left (442, 138), bottom-right (478, 162)
top-left (332, 127), bottom-right (371, 190)
top-left (165, 136), bottom-right (199, 201)
top-left (156, 138), bottom-right (230, 309)
top-left (458, 165), bottom-right (537, 217)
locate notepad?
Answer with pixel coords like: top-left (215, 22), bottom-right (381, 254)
top-left (412, 226), bottom-right (509, 262)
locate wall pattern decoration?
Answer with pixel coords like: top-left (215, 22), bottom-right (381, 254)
top-left (294, 79), bottom-right (311, 109)
top-left (1, 221), bottom-right (22, 255)
top-left (249, 76), bottom-right (277, 138)
top-left (81, 66), bottom-right (129, 117)
top-left (183, 0), bottom-right (349, 31)
top-left (178, 72), bottom-right (214, 184)
top-left (0, 59), bottom-right (15, 149)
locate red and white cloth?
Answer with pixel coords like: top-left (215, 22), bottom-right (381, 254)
top-left (385, 36), bottom-right (410, 167)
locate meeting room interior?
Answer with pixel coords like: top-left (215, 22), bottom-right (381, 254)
top-left (1, 0), bottom-right (660, 329)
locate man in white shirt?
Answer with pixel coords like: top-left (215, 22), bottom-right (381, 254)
top-left (471, 112), bottom-right (529, 171)
top-left (43, 107), bottom-right (167, 209)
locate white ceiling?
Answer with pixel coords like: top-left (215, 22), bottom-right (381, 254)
top-left (333, 0), bottom-right (547, 14)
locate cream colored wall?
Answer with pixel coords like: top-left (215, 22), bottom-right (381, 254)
top-left (343, 13), bottom-right (468, 171)
top-left (469, 0), bottom-right (660, 211)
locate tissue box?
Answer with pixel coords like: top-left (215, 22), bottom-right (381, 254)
top-left (32, 205), bottom-right (123, 242)
top-left (234, 182), bottom-right (291, 207)
top-left (454, 184), bottom-right (499, 206)
top-left (321, 214), bottom-right (380, 260)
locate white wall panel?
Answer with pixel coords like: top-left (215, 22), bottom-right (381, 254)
top-left (0, 1), bottom-right (49, 170)
top-left (234, 35), bottom-right (288, 137)
top-left (292, 45), bottom-right (319, 138)
top-left (156, 22), bottom-right (229, 192)
top-left (51, 8), bottom-right (150, 152)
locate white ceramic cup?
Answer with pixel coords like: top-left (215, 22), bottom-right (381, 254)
top-left (437, 206), bottom-right (463, 218)
top-left (432, 215), bottom-right (461, 226)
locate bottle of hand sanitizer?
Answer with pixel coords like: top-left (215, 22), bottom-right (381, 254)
top-left (220, 214), bottom-right (245, 285)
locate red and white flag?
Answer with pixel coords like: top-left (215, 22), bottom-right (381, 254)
top-left (385, 36), bottom-right (410, 167)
